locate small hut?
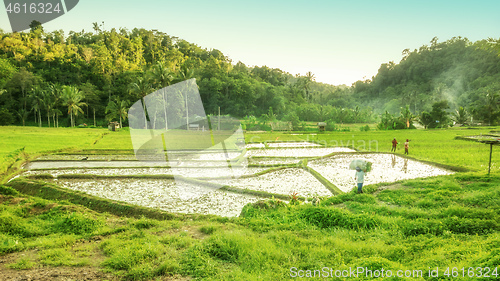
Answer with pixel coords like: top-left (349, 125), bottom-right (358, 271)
top-left (317, 122), bottom-right (327, 131)
top-left (108, 121), bottom-right (120, 131)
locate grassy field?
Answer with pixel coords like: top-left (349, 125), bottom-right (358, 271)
top-left (245, 127), bottom-right (500, 173)
top-left (0, 125), bottom-right (499, 280)
top-left (0, 126), bottom-right (106, 183)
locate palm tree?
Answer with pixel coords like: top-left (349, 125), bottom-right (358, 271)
top-left (399, 105), bottom-right (414, 129)
top-left (29, 86), bottom-right (44, 127)
top-left (62, 86), bottom-right (87, 127)
top-left (150, 62), bottom-right (173, 130)
top-left (150, 62), bottom-right (173, 88)
top-left (16, 108), bottom-right (30, 126)
top-left (129, 76), bottom-right (153, 128)
top-left (106, 96), bottom-right (130, 128)
top-left (173, 66), bottom-right (195, 130)
top-left (42, 89), bottom-right (54, 127)
top-left (48, 84), bottom-right (62, 128)
top-left (304, 71), bottom-right (315, 102)
top-left (453, 106), bottom-right (469, 126)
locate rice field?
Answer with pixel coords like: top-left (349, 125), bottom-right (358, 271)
top-left (20, 140), bottom-right (456, 216)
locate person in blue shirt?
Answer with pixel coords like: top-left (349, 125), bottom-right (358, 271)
top-left (354, 166), bottom-right (365, 194)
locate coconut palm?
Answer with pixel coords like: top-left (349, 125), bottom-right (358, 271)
top-left (16, 108), bottom-right (30, 126)
top-left (105, 96), bottom-right (130, 129)
top-left (129, 76), bottom-right (153, 128)
top-left (62, 86), bottom-right (87, 127)
top-left (453, 106), bottom-right (469, 126)
top-left (48, 84), bottom-right (62, 128)
top-left (41, 89), bottom-right (54, 127)
top-left (150, 62), bottom-right (173, 88)
top-left (173, 66), bottom-right (195, 129)
top-left (150, 62), bottom-right (173, 129)
top-left (29, 86), bottom-right (44, 127)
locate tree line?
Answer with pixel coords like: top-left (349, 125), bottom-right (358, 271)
top-left (0, 23), bottom-right (499, 129)
top-left (354, 36), bottom-right (500, 128)
top-left (0, 23), bottom-right (368, 128)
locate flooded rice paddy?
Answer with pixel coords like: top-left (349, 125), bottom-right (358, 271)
top-left (308, 154), bottom-right (453, 193)
top-left (51, 178), bottom-right (259, 217)
top-left (245, 147), bottom-right (356, 157)
top-left (210, 168), bottom-right (331, 198)
top-left (21, 142), bottom-right (454, 217)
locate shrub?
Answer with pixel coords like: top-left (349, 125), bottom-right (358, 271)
top-left (359, 125), bottom-right (370, 131)
top-left (0, 185), bottom-right (19, 196)
top-left (0, 212), bottom-right (36, 237)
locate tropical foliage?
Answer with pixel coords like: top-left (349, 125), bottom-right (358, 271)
top-left (0, 27), bottom-right (499, 128)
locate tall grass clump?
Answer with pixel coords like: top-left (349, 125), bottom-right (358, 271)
top-left (53, 212), bottom-right (104, 235)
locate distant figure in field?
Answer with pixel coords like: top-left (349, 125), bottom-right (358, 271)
top-left (354, 166), bottom-right (365, 194)
top-left (391, 138), bottom-right (398, 152)
top-left (404, 139), bottom-right (409, 155)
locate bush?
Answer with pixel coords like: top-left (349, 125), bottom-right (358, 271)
top-left (325, 120), bottom-right (337, 131)
top-left (359, 125), bottom-right (370, 131)
top-left (0, 185), bottom-right (19, 196)
top-left (0, 212), bottom-right (37, 237)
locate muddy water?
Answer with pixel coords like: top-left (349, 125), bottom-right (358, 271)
top-left (308, 154), bottom-right (453, 193)
top-left (52, 178), bottom-right (259, 217)
top-left (245, 147), bottom-right (356, 157)
top-left (210, 168), bottom-right (331, 197)
top-left (26, 160), bottom-right (244, 169)
top-left (266, 142), bottom-right (321, 148)
top-left (248, 157), bottom-right (302, 166)
top-left (24, 167), bottom-right (268, 178)
top-left (23, 146), bottom-right (455, 217)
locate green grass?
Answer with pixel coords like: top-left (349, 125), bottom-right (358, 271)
top-left (245, 127), bottom-right (500, 173)
top-left (1, 172), bottom-right (500, 280)
top-left (0, 126), bottom-right (106, 183)
top-left (1, 125), bottom-right (500, 280)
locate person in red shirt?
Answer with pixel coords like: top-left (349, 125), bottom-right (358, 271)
top-left (391, 138), bottom-right (398, 152)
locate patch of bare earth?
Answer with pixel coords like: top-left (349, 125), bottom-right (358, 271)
top-left (0, 264), bottom-right (117, 281)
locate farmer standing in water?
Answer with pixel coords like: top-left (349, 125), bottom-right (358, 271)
top-left (391, 138), bottom-right (398, 152)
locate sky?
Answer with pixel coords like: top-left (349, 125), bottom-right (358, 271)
top-left (1, 0), bottom-right (500, 86)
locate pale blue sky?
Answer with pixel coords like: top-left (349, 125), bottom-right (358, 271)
top-left (1, 0), bottom-right (499, 85)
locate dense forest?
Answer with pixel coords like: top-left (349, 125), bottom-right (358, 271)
top-left (0, 22), bottom-right (499, 129)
